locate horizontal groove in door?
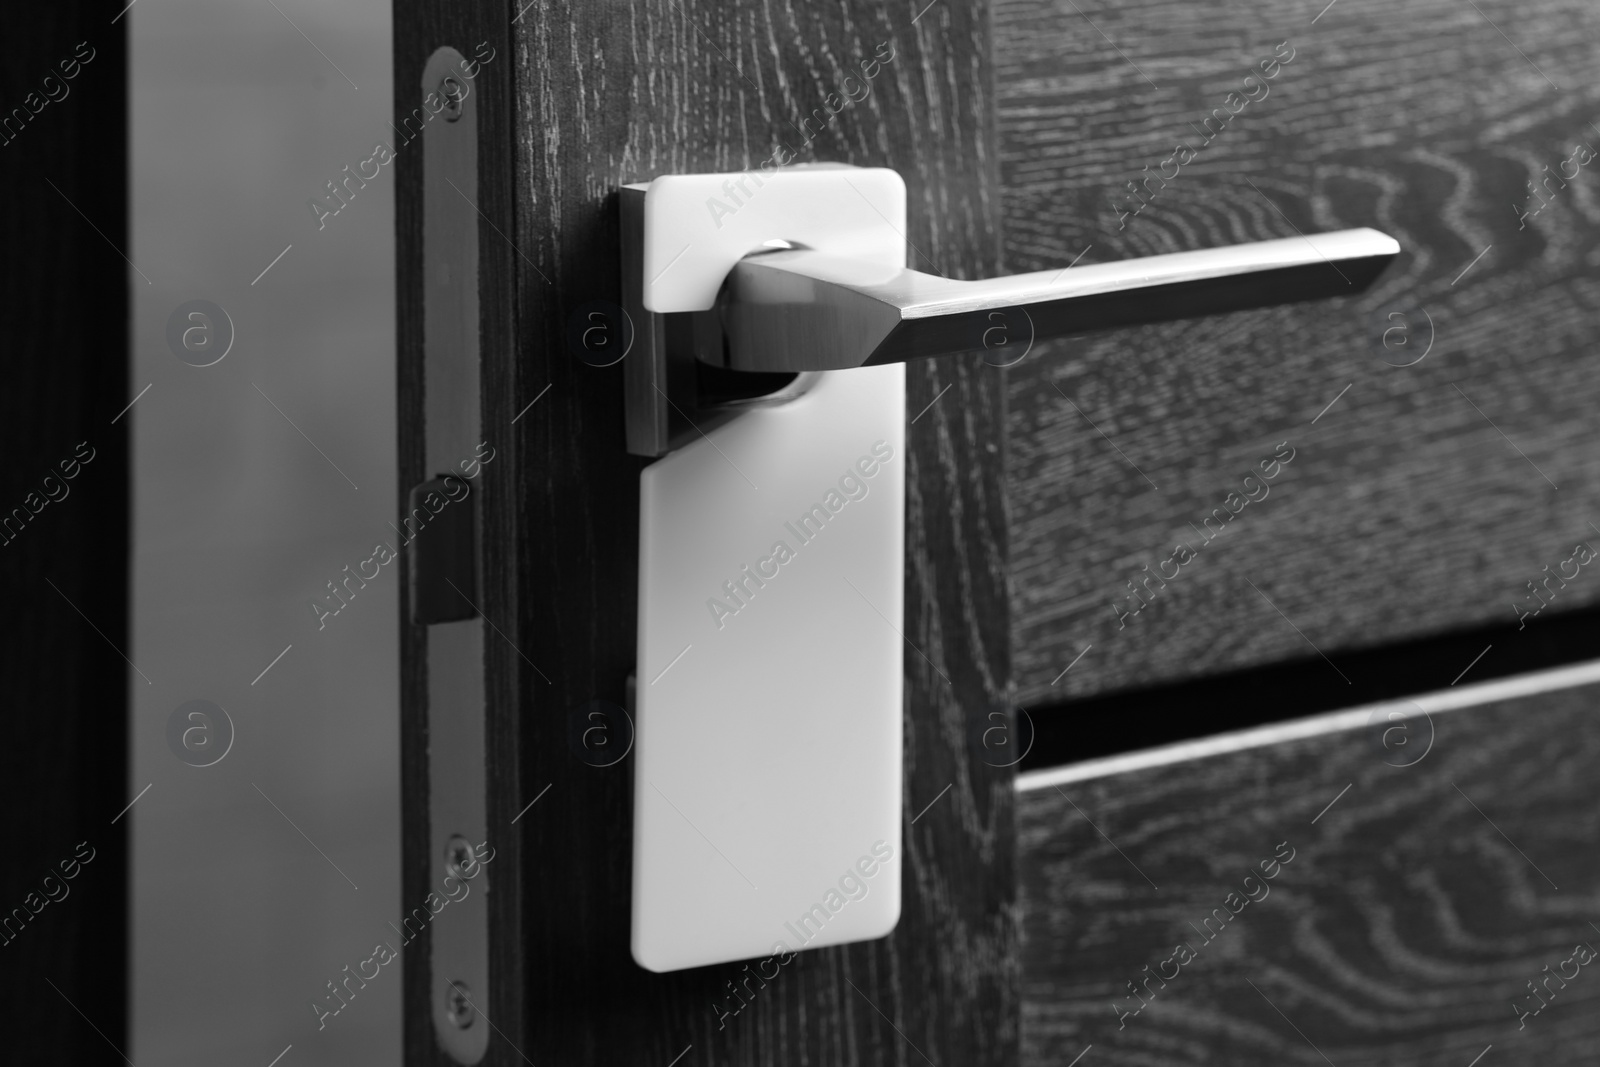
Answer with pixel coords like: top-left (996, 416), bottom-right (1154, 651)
top-left (1017, 655), bottom-right (1600, 791)
top-left (1016, 601), bottom-right (1600, 772)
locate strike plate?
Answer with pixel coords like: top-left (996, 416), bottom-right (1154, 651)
top-left (421, 45), bottom-right (490, 1063)
top-left (627, 168), bottom-right (908, 973)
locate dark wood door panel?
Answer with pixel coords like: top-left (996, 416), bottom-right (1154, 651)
top-left (995, 0), bottom-right (1600, 703)
top-left (396, 1), bottom-right (1015, 1063)
top-left (1017, 677), bottom-right (1600, 1066)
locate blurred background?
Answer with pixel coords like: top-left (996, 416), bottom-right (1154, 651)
top-left (130, 0), bottom-right (400, 1061)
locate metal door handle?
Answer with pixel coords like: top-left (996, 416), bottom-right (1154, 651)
top-left (622, 167), bottom-right (1399, 454)
top-left (712, 228), bottom-right (1398, 371)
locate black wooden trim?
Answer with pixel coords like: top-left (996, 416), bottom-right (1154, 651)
top-left (0, 2), bottom-right (129, 1063)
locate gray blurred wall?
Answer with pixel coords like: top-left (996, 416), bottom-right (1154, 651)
top-left (131, 0), bottom-right (400, 1062)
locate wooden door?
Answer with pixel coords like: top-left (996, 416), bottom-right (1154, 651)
top-left (993, 0), bottom-right (1600, 1064)
top-left (396, 1), bottom-right (1600, 1064)
top-left (1017, 670), bottom-right (1600, 1066)
top-left (393, 3), bottom-right (1015, 1065)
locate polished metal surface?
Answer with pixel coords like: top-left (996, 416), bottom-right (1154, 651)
top-left (421, 45), bottom-right (490, 1066)
top-left (715, 228), bottom-right (1401, 372)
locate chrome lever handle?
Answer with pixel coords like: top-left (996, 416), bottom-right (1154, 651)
top-left (711, 228), bottom-right (1400, 372)
top-left (619, 166), bottom-right (1402, 456)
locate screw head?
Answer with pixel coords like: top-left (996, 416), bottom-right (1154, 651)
top-left (440, 76), bottom-right (465, 122)
top-left (445, 835), bottom-right (475, 879)
top-left (445, 981), bottom-right (475, 1029)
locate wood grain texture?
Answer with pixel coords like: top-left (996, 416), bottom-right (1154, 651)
top-left (994, 0), bottom-right (1600, 705)
top-left (0, 1), bottom-right (128, 1062)
top-left (1016, 681), bottom-right (1600, 1066)
top-left (396, 1), bottom-right (1016, 1064)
